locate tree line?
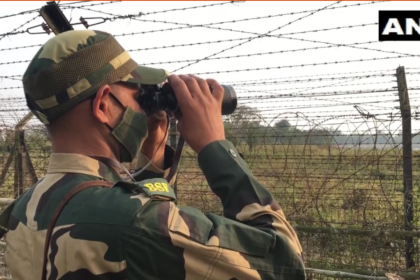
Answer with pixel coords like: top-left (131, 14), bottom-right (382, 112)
top-left (0, 105), bottom-right (412, 152)
top-left (223, 105), bottom-right (407, 151)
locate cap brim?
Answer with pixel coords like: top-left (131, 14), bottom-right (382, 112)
top-left (121, 65), bottom-right (169, 85)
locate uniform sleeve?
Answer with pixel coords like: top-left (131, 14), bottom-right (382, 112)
top-left (198, 140), bottom-right (303, 255)
top-left (124, 140), bottom-right (306, 280)
top-left (132, 145), bottom-right (175, 182)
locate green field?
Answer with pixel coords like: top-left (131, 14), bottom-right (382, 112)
top-left (174, 143), bottom-right (420, 276)
top-left (0, 138), bottom-right (419, 279)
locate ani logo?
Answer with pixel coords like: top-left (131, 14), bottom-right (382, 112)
top-left (379, 11), bottom-right (420, 41)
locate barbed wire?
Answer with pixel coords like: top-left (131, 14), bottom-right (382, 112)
top-left (223, 68), bottom-right (420, 84)
top-left (112, 16), bottom-right (376, 37)
top-left (0, 72), bottom-right (410, 92)
top-left (1, 9), bottom-right (420, 277)
top-left (4, 37), bottom-right (380, 62)
top-left (137, 41), bottom-right (382, 65)
top-left (0, 103), bottom-right (410, 117)
top-left (0, 86), bottom-right (23, 90)
top-left (238, 93), bottom-right (401, 104)
top-left (111, 10), bottom-right (415, 61)
top-left (0, 111), bottom-right (408, 124)
top-left (238, 87), bottom-right (414, 100)
top-left (4, 87), bottom-right (420, 105)
top-left (58, 1), bottom-right (94, 6)
top-left (248, 99), bottom-right (399, 112)
top-left (258, 72), bottom-right (401, 109)
top-left (0, 5), bottom-right (400, 72)
top-left (2, 87), bottom-right (414, 111)
top-left (193, 55), bottom-right (408, 75)
top-left (127, 21), bottom-right (415, 59)
top-left (132, 1), bottom-right (243, 16)
top-left (222, 69), bottom-right (398, 84)
top-left (135, 19), bottom-right (377, 38)
top-left (171, 1), bottom-right (342, 72)
top-left (60, 1), bottom-right (122, 8)
top-left (0, 29), bottom-right (27, 38)
top-left (3, 70), bottom-right (415, 85)
top-left (281, 36), bottom-right (420, 58)
top-left (0, 39), bottom-right (372, 63)
top-left (113, 36), bottom-right (249, 50)
top-left (0, 97), bottom-right (25, 101)
top-left (75, 1), bottom-right (385, 29)
top-left (77, 4), bottom-right (401, 70)
top-left (0, 2), bottom-right (121, 38)
top-left (0, 60), bottom-right (30, 66)
top-left (286, 146), bottom-right (406, 221)
top-left (120, 22), bottom-right (419, 66)
top-left (235, 74), bottom-right (417, 90)
top-left (0, 85), bottom-right (409, 105)
top-left (237, 76), bottom-right (420, 98)
top-left (0, 8), bottom-right (39, 20)
top-left (66, 1), bottom-right (242, 21)
top-left (0, 76), bottom-right (21, 82)
top-left (0, 113), bottom-right (409, 123)
top-left (0, 75), bottom-right (22, 79)
top-left (0, 1), bottom-right (120, 21)
top-left (230, 73), bottom-right (403, 87)
top-left (127, 38), bottom-right (376, 54)
top-left (272, 74), bottom-right (393, 106)
top-left (0, 14), bottom-right (40, 41)
top-left (263, 98), bottom-right (400, 112)
top-left (0, 44), bottom-right (42, 52)
top-left (236, 80), bottom-right (400, 91)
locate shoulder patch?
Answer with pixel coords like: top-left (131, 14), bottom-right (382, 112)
top-left (115, 178), bottom-right (176, 201)
top-left (138, 178), bottom-right (176, 201)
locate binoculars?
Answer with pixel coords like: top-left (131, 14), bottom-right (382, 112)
top-left (138, 83), bottom-right (237, 116)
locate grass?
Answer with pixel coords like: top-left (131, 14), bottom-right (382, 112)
top-left (0, 139), bottom-right (419, 276)
top-left (174, 143), bottom-right (420, 273)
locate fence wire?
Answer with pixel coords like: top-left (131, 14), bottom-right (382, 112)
top-left (0, 1), bottom-right (419, 279)
top-left (0, 110), bottom-right (419, 279)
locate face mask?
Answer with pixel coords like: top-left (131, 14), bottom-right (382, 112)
top-left (107, 94), bottom-right (149, 163)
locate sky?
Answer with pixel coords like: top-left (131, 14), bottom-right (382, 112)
top-left (0, 1), bottom-right (419, 137)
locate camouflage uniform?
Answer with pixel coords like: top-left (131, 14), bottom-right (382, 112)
top-left (0, 30), bottom-right (306, 280)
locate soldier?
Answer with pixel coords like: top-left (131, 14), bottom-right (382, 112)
top-left (0, 30), bottom-right (305, 280)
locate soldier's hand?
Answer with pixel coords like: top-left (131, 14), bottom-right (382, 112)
top-left (168, 74), bottom-right (225, 153)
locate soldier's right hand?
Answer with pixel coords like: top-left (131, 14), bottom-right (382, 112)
top-left (168, 74), bottom-right (226, 154)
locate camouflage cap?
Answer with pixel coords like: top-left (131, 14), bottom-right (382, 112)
top-left (22, 29), bottom-right (169, 124)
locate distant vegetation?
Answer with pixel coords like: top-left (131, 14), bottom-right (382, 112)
top-left (223, 105), bottom-right (407, 151)
top-left (0, 105), bottom-right (412, 155)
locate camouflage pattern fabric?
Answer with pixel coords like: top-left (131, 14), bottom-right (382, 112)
top-left (3, 141), bottom-right (306, 279)
top-left (22, 29), bottom-right (169, 125)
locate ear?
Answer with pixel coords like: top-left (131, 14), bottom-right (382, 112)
top-left (92, 84), bottom-right (112, 124)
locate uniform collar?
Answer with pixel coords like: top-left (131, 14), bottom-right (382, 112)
top-left (47, 153), bottom-right (123, 183)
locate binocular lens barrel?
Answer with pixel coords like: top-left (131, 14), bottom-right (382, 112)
top-left (220, 85), bottom-right (237, 115)
top-left (139, 83), bottom-right (237, 116)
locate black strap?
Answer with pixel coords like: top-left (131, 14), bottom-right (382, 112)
top-left (165, 137), bottom-right (185, 183)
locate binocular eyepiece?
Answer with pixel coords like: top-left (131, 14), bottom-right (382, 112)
top-left (138, 83), bottom-right (237, 116)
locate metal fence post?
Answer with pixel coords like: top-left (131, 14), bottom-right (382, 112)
top-left (396, 66), bottom-right (415, 269)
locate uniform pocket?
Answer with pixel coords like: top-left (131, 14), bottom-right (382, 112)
top-left (205, 212), bottom-right (273, 258)
top-left (166, 205), bottom-right (286, 278)
top-left (168, 205), bottom-right (214, 245)
top-left (167, 204), bottom-right (273, 258)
